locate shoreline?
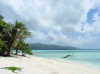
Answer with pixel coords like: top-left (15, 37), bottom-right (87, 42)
top-left (0, 55), bottom-right (100, 74)
top-left (35, 55), bottom-right (100, 69)
top-left (54, 58), bottom-right (100, 70)
top-left (58, 58), bottom-right (100, 68)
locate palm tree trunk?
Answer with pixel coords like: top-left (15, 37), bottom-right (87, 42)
top-left (7, 40), bottom-right (15, 56)
top-left (7, 45), bottom-right (12, 56)
top-left (7, 34), bottom-right (17, 56)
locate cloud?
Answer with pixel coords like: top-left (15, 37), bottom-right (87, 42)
top-left (0, 0), bottom-right (100, 48)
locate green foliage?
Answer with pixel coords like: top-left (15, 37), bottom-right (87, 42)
top-left (24, 49), bottom-right (33, 55)
top-left (0, 39), bottom-right (3, 54)
top-left (0, 15), bottom-right (4, 20)
top-left (15, 40), bottom-right (33, 56)
top-left (0, 39), bottom-right (3, 48)
top-left (1, 66), bottom-right (22, 73)
top-left (0, 14), bottom-right (32, 56)
top-left (15, 21), bottom-right (32, 39)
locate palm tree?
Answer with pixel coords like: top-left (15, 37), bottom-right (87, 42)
top-left (0, 14), bottom-right (32, 56)
top-left (7, 21), bottom-right (32, 56)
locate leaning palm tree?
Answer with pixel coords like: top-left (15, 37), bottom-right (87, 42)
top-left (7, 21), bottom-right (32, 56)
top-left (0, 14), bottom-right (32, 56)
top-left (0, 20), bottom-right (31, 56)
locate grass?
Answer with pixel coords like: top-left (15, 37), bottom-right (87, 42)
top-left (1, 66), bottom-right (22, 73)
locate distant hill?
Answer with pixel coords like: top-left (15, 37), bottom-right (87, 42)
top-left (30, 43), bottom-right (81, 50)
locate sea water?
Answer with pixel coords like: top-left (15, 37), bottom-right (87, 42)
top-left (33, 50), bottom-right (100, 66)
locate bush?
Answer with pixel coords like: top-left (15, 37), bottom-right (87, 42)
top-left (15, 40), bottom-right (33, 56)
top-left (0, 39), bottom-right (3, 54)
top-left (24, 49), bottom-right (33, 55)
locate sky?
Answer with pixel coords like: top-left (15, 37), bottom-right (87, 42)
top-left (0, 0), bottom-right (100, 49)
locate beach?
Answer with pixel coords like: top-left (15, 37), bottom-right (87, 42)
top-left (0, 55), bottom-right (100, 74)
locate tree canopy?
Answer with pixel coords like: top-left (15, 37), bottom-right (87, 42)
top-left (0, 14), bottom-right (32, 56)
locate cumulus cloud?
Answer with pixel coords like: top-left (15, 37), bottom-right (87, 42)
top-left (0, 0), bottom-right (100, 48)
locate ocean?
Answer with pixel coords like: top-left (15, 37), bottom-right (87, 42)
top-left (33, 50), bottom-right (100, 66)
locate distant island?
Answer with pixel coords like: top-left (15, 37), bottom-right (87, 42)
top-left (30, 43), bottom-right (81, 50)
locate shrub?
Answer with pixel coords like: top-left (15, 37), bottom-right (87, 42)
top-left (0, 39), bottom-right (3, 54)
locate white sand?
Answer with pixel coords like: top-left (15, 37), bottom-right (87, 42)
top-left (0, 55), bottom-right (100, 74)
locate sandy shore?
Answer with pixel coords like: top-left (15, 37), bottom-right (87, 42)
top-left (0, 55), bottom-right (100, 74)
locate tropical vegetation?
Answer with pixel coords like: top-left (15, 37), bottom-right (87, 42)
top-left (0, 14), bottom-right (33, 56)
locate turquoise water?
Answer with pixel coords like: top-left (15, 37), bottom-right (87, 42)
top-left (33, 50), bottom-right (100, 66)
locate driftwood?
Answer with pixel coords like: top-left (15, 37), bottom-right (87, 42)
top-left (62, 54), bottom-right (72, 58)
